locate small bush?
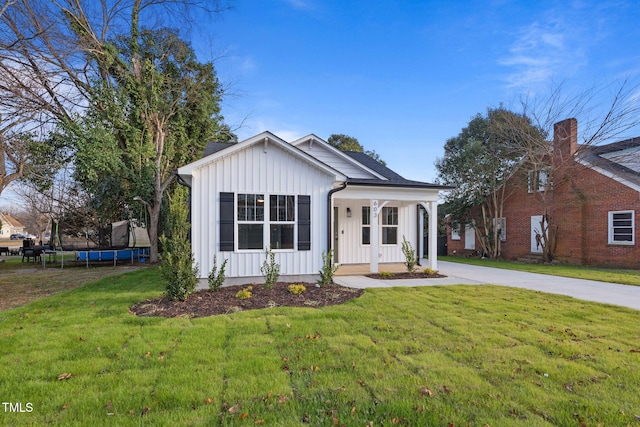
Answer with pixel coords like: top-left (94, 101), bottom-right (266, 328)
top-left (378, 271), bottom-right (393, 278)
top-left (288, 284), bottom-right (306, 295)
top-left (235, 286), bottom-right (253, 300)
top-left (317, 249), bottom-right (338, 287)
top-left (161, 186), bottom-right (199, 301)
top-left (208, 255), bottom-right (228, 291)
top-left (423, 268), bottom-right (438, 275)
top-left (261, 247), bottom-right (280, 289)
top-left (401, 235), bottom-right (417, 273)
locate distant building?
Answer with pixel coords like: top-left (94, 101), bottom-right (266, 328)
top-left (0, 213), bottom-right (26, 237)
top-left (448, 118), bottom-right (640, 269)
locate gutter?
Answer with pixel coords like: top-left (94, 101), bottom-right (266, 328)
top-left (327, 182), bottom-right (347, 252)
top-left (417, 204), bottom-right (422, 266)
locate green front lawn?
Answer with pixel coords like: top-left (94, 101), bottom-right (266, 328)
top-left (1, 267), bottom-right (639, 426)
top-left (441, 255), bottom-right (640, 286)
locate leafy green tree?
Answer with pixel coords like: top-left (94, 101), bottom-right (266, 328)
top-left (66, 28), bottom-right (233, 262)
top-left (327, 134), bottom-right (364, 151)
top-left (436, 107), bottom-right (544, 259)
top-left (327, 133), bottom-right (386, 166)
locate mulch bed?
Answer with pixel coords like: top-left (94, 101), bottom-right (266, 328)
top-left (129, 282), bottom-right (364, 318)
top-left (366, 271), bottom-right (447, 280)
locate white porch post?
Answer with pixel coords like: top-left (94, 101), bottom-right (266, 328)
top-left (370, 199), bottom-right (379, 273)
top-left (421, 201), bottom-right (438, 271)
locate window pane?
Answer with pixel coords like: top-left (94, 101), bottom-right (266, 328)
top-left (614, 229), bottom-right (633, 241)
top-left (610, 212), bottom-right (634, 243)
top-left (382, 227), bottom-right (397, 244)
top-left (270, 195), bottom-right (295, 222)
top-left (362, 206), bottom-right (370, 225)
top-left (362, 226), bottom-right (370, 245)
top-left (238, 224), bottom-right (263, 249)
top-left (382, 207), bottom-right (398, 225)
top-left (238, 194), bottom-right (264, 221)
top-left (270, 224), bottom-right (294, 249)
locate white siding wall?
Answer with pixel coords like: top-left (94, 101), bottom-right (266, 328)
top-left (296, 140), bottom-right (377, 179)
top-left (190, 143), bottom-right (335, 278)
top-left (333, 200), bottom-right (418, 264)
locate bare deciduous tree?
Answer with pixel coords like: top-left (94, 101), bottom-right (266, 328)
top-left (496, 80), bottom-right (640, 261)
top-left (1, 0), bottom-right (231, 262)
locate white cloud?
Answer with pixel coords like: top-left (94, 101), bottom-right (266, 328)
top-left (280, 0), bottom-right (315, 10)
top-left (499, 15), bottom-right (586, 89)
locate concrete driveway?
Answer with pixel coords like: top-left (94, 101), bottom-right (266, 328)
top-left (333, 260), bottom-right (640, 311)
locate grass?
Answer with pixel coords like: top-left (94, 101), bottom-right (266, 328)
top-left (441, 255), bottom-right (640, 286)
top-left (0, 255), bottom-right (143, 310)
top-left (1, 267), bottom-right (640, 426)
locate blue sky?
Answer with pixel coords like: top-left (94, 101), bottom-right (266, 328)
top-left (197, 0), bottom-right (640, 183)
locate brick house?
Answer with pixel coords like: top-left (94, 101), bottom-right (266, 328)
top-left (447, 118), bottom-right (640, 269)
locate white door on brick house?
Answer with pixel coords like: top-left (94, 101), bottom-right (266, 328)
top-left (530, 215), bottom-right (543, 253)
top-left (464, 223), bottom-right (475, 250)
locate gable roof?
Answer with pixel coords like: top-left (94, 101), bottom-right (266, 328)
top-left (577, 137), bottom-right (640, 191)
top-left (203, 142), bottom-right (234, 157)
top-left (291, 135), bottom-right (387, 180)
top-left (184, 132), bottom-right (450, 191)
top-left (178, 131), bottom-right (347, 181)
top-left (342, 151), bottom-right (451, 189)
top-left (0, 212), bottom-right (25, 231)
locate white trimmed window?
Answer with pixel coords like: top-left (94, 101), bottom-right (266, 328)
top-left (269, 195), bottom-right (295, 249)
top-left (381, 206), bottom-right (398, 244)
top-left (237, 194), bottom-right (265, 250)
top-left (451, 224), bottom-right (461, 240)
top-left (528, 168), bottom-right (551, 193)
top-left (362, 206), bottom-right (371, 245)
top-left (608, 210), bottom-right (635, 245)
top-left (236, 194), bottom-right (298, 250)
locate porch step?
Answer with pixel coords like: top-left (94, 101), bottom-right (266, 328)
top-left (517, 253), bottom-right (544, 264)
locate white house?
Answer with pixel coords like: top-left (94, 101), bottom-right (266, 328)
top-left (177, 132), bottom-right (449, 282)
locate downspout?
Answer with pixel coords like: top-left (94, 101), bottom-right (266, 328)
top-left (417, 204), bottom-right (422, 266)
top-left (327, 182), bottom-right (347, 252)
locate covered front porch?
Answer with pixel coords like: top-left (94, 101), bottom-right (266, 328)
top-left (329, 184), bottom-right (440, 273)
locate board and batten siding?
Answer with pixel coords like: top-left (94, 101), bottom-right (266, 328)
top-left (295, 140), bottom-right (377, 179)
top-left (333, 199), bottom-right (418, 264)
top-left (190, 142), bottom-right (335, 279)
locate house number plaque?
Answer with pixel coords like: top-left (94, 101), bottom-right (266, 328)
top-left (372, 200), bottom-right (378, 218)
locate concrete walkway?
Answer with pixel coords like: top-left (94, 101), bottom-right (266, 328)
top-left (333, 260), bottom-right (640, 311)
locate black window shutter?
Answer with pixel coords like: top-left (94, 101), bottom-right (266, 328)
top-left (298, 195), bottom-right (311, 251)
top-left (219, 192), bottom-right (234, 251)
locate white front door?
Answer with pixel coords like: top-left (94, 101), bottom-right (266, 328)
top-left (464, 224), bottom-right (475, 250)
top-left (531, 215), bottom-right (543, 253)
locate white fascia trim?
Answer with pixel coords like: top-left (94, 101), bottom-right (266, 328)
top-left (577, 158), bottom-right (640, 193)
top-left (291, 134), bottom-right (388, 180)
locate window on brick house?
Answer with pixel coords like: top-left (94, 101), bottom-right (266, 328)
top-left (528, 168), bottom-right (551, 193)
top-left (608, 210), bottom-right (635, 245)
top-left (493, 217), bottom-right (506, 241)
top-left (451, 224), bottom-right (461, 240)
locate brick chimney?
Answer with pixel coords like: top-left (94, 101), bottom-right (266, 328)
top-left (554, 118), bottom-right (578, 162)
